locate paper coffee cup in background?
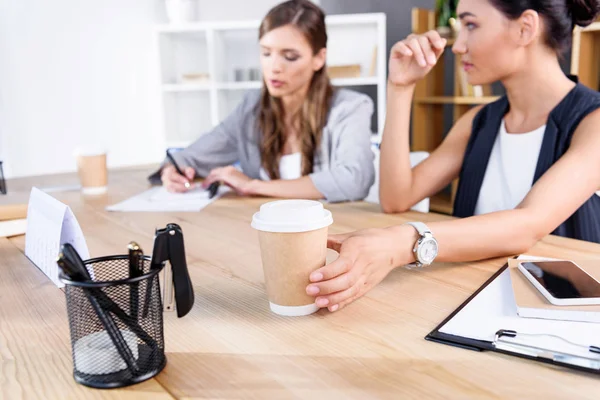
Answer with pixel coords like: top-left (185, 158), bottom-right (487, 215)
top-left (251, 200), bottom-right (333, 317)
top-left (74, 148), bottom-right (108, 195)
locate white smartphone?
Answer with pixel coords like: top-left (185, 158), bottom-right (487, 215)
top-left (518, 260), bottom-right (600, 306)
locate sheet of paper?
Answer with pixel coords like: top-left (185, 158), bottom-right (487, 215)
top-left (61, 208), bottom-right (90, 262)
top-left (0, 219), bottom-right (27, 238)
top-left (24, 188), bottom-right (90, 287)
top-left (106, 185), bottom-right (229, 212)
top-left (438, 255), bottom-right (600, 356)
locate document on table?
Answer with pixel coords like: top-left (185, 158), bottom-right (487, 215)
top-left (106, 185), bottom-right (230, 212)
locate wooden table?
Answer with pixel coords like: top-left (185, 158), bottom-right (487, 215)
top-left (1, 167), bottom-right (600, 399)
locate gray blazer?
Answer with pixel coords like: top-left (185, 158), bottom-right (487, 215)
top-left (167, 88), bottom-right (375, 202)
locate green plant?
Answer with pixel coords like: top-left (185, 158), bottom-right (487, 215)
top-left (436, 0), bottom-right (457, 27)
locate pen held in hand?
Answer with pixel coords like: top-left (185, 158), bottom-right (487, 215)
top-left (207, 181), bottom-right (220, 199)
top-left (165, 151), bottom-right (190, 189)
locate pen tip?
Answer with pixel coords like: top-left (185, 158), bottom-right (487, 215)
top-left (184, 182), bottom-right (190, 189)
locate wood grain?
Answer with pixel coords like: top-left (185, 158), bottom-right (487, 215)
top-left (2, 166), bottom-right (600, 399)
top-left (0, 203), bottom-right (28, 221)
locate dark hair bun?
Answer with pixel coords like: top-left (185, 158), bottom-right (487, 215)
top-left (569, 0), bottom-right (600, 27)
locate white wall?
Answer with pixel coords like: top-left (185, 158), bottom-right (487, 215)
top-left (0, 0), bottom-right (168, 178)
top-left (0, 0), bottom-right (318, 178)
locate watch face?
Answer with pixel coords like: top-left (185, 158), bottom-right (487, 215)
top-left (419, 238), bottom-right (438, 264)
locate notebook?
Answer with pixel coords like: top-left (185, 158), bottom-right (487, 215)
top-left (509, 258), bottom-right (600, 323)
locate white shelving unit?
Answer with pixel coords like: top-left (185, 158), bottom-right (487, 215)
top-left (155, 13), bottom-right (387, 149)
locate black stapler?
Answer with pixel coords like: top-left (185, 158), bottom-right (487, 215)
top-left (143, 223), bottom-right (195, 318)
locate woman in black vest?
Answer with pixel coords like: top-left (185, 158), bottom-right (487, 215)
top-left (304, 0), bottom-right (600, 312)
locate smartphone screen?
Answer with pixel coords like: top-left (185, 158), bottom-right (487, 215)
top-left (520, 261), bottom-right (600, 299)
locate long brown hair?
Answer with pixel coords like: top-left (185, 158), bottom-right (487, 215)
top-left (258, 0), bottom-right (334, 179)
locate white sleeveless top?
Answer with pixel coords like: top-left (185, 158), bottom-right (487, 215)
top-left (259, 152), bottom-right (302, 181)
top-left (474, 120), bottom-right (546, 215)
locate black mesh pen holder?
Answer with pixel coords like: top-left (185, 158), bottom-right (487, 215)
top-left (61, 255), bottom-right (166, 389)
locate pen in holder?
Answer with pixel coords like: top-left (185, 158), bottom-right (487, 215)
top-left (59, 223), bottom-right (194, 389)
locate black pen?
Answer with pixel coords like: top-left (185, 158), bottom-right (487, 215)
top-left (128, 242), bottom-right (144, 323)
top-left (166, 150), bottom-right (190, 189)
top-left (208, 181), bottom-right (220, 199)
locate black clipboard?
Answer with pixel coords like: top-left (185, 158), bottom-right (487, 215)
top-left (425, 262), bottom-right (600, 375)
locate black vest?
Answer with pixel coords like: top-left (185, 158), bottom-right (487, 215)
top-left (453, 83), bottom-right (600, 243)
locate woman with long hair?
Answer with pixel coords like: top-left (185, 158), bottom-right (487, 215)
top-left (159, 0), bottom-right (375, 202)
top-left (306, 0), bottom-right (600, 312)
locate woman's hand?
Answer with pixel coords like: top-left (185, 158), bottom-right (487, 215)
top-left (202, 165), bottom-right (258, 196)
top-left (389, 30), bottom-right (447, 87)
top-left (306, 227), bottom-right (415, 312)
top-left (161, 165), bottom-right (196, 193)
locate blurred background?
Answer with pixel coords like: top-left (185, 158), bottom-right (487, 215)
top-left (0, 0), bottom-right (588, 182)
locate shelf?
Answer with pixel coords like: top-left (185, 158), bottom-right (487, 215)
top-left (163, 83), bottom-right (210, 92)
top-left (414, 96), bottom-right (500, 105)
top-left (156, 13), bottom-right (386, 34)
top-left (157, 12), bottom-right (387, 149)
top-left (216, 77), bottom-right (380, 88)
top-left (162, 77), bottom-right (383, 92)
top-left (156, 24), bottom-right (209, 33)
top-left (430, 192), bottom-right (453, 215)
top-left (215, 77), bottom-right (380, 88)
top-left (582, 22), bottom-right (600, 32)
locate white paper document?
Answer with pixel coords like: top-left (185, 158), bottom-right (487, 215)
top-left (24, 188), bottom-right (90, 287)
top-left (106, 185), bottom-right (229, 212)
top-left (438, 256), bottom-right (600, 359)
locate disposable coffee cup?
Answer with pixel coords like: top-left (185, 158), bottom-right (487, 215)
top-left (251, 200), bottom-right (333, 316)
top-left (75, 148), bottom-right (108, 195)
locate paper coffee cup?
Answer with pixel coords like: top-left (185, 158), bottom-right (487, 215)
top-left (74, 148), bottom-right (108, 195)
top-left (251, 200), bottom-right (333, 316)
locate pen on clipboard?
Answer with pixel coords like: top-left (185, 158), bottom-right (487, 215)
top-left (495, 329), bottom-right (600, 356)
top-left (166, 150), bottom-right (190, 189)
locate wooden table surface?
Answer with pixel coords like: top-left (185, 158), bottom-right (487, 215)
top-left (1, 167), bottom-right (600, 400)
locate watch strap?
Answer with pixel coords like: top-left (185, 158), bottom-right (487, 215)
top-left (404, 221), bottom-right (432, 236)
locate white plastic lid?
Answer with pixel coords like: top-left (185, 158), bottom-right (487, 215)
top-left (251, 200), bottom-right (333, 233)
top-left (74, 146), bottom-right (107, 157)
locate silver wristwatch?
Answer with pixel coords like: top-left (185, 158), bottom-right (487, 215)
top-left (404, 222), bottom-right (438, 268)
